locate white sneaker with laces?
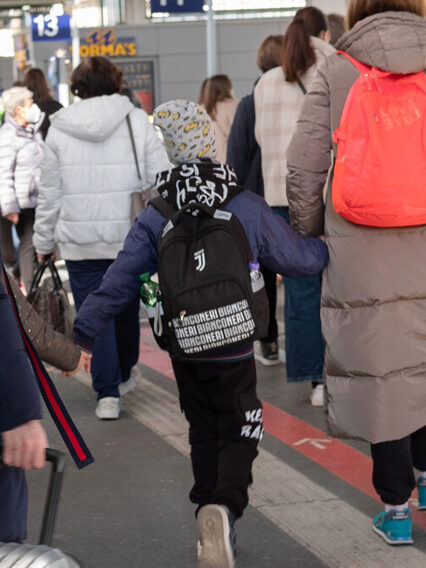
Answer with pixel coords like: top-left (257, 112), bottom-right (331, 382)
top-left (95, 397), bottom-right (120, 420)
top-left (119, 366), bottom-right (142, 397)
top-left (310, 384), bottom-right (324, 407)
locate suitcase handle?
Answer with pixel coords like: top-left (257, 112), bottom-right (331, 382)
top-left (41, 449), bottom-right (66, 546)
top-left (0, 448), bottom-right (66, 546)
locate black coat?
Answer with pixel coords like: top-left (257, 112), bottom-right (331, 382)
top-left (0, 256), bottom-right (41, 432)
top-left (38, 98), bottom-right (62, 140)
top-left (226, 93), bottom-right (264, 197)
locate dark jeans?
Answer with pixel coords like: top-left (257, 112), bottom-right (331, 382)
top-left (0, 464), bottom-right (27, 542)
top-left (16, 209), bottom-right (36, 293)
top-left (66, 259), bottom-right (140, 400)
top-left (273, 206), bottom-right (324, 383)
top-left (172, 357), bottom-right (261, 519)
top-left (371, 425), bottom-right (426, 506)
top-left (0, 218), bottom-right (16, 266)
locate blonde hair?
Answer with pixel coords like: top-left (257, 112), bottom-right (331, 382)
top-left (346, 0), bottom-right (425, 29)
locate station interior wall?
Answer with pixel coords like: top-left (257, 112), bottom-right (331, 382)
top-left (31, 18), bottom-right (291, 106)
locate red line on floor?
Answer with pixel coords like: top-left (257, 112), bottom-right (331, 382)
top-left (139, 334), bottom-right (426, 531)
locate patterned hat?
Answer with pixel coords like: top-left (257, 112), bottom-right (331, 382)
top-left (153, 99), bottom-right (216, 164)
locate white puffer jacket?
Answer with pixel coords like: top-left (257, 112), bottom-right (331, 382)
top-left (33, 94), bottom-right (172, 260)
top-left (0, 114), bottom-right (44, 216)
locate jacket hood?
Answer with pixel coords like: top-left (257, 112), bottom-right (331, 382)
top-left (4, 112), bottom-right (44, 138)
top-left (311, 35), bottom-right (336, 60)
top-left (50, 93), bottom-right (134, 142)
top-left (336, 11), bottom-right (426, 74)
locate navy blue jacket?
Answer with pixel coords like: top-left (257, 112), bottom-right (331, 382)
top-left (74, 190), bottom-right (328, 350)
top-left (0, 262), bottom-right (41, 432)
top-left (226, 93), bottom-right (264, 197)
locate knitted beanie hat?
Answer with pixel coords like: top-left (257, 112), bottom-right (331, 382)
top-left (153, 99), bottom-right (216, 164)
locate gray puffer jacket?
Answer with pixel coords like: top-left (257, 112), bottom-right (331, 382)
top-left (286, 11), bottom-right (426, 444)
top-left (0, 114), bottom-right (44, 216)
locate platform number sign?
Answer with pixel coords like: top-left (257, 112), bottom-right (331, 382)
top-left (32, 14), bottom-right (71, 42)
top-left (150, 0), bottom-right (205, 13)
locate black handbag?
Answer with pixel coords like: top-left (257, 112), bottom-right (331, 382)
top-left (126, 114), bottom-right (158, 222)
top-left (27, 257), bottom-right (75, 339)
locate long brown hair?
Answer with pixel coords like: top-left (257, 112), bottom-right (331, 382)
top-left (23, 68), bottom-right (51, 104)
top-left (281, 7), bottom-right (328, 83)
top-left (346, 0), bottom-right (425, 29)
top-left (198, 74), bottom-right (233, 120)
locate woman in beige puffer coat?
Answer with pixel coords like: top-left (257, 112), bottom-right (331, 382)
top-left (286, 0), bottom-right (426, 545)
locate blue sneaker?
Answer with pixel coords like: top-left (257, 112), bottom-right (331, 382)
top-left (373, 508), bottom-right (413, 545)
top-left (418, 475), bottom-right (426, 511)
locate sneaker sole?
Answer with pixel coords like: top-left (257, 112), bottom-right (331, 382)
top-left (418, 505), bottom-right (426, 511)
top-left (254, 355), bottom-right (281, 367)
top-left (197, 506), bottom-right (235, 568)
top-left (95, 412), bottom-right (120, 420)
top-left (372, 525), bottom-right (413, 545)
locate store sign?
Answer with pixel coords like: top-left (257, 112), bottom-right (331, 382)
top-left (32, 14), bottom-right (71, 42)
top-left (80, 29), bottom-right (136, 58)
top-left (151, 0), bottom-right (205, 13)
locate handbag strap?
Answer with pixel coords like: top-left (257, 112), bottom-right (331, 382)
top-left (126, 114), bottom-right (142, 181)
top-left (28, 257), bottom-right (63, 296)
top-left (1, 265), bottom-right (94, 470)
top-left (296, 78), bottom-right (307, 95)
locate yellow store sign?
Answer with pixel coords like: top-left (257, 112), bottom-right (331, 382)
top-left (79, 28), bottom-right (136, 58)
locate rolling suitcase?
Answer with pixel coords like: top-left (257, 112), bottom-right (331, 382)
top-left (0, 449), bottom-right (80, 567)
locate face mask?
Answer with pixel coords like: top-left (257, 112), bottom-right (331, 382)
top-left (24, 103), bottom-right (41, 124)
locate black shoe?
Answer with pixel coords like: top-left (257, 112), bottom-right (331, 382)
top-left (255, 340), bottom-right (280, 366)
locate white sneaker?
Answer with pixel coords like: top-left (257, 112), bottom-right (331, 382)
top-left (197, 505), bottom-right (235, 568)
top-left (95, 397), bottom-right (120, 420)
top-left (119, 366), bottom-right (142, 397)
top-left (310, 384), bottom-right (324, 407)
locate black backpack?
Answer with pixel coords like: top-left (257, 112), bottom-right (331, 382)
top-left (149, 196), bottom-right (269, 359)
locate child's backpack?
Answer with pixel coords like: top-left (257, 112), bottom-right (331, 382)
top-left (149, 196), bottom-right (269, 359)
top-left (332, 51), bottom-right (426, 227)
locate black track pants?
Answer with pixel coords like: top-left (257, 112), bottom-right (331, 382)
top-left (370, 425), bottom-right (426, 505)
top-left (172, 356), bottom-right (262, 518)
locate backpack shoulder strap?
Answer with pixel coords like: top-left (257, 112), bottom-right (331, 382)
top-left (150, 196), bottom-right (176, 219)
top-left (337, 51), bottom-right (371, 75)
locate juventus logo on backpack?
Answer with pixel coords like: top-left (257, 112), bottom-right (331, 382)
top-left (194, 249), bottom-right (206, 272)
top-left (148, 196), bottom-right (269, 358)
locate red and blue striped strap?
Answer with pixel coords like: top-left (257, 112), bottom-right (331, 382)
top-left (2, 266), bottom-right (94, 470)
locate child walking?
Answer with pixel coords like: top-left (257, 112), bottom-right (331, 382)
top-left (73, 100), bottom-right (329, 567)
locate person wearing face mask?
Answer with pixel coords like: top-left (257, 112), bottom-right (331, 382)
top-left (0, 87), bottom-right (44, 293)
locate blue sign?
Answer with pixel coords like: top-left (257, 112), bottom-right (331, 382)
top-left (151, 0), bottom-right (205, 13)
top-left (32, 14), bottom-right (71, 42)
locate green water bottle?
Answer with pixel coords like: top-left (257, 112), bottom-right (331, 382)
top-left (139, 272), bottom-right (158, 307)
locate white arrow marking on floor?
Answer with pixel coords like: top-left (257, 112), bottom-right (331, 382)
top-left (293, 438), bottom-right (332, 450)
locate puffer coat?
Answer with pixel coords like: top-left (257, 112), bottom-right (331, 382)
top-left (286, 11), bottom-right (426, 444)
top-left (0, 114), bottom-right (44, 216)
top-left (33, 94), bottom-right (171, 260)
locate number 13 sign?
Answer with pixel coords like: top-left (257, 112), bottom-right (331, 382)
top-left (32, 14), bottom-right (71, 42)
